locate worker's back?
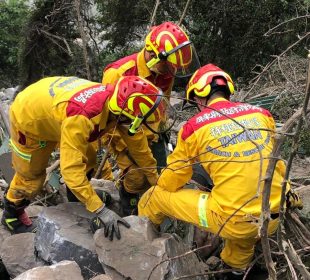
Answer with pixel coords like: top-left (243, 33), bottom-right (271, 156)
top-left (10, 77), bottom-right (107, 141)
top-left (181, 97), bottom-right (285, 218)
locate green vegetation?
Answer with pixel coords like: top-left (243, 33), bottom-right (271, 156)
top-left (0, 0), bottom-right (29, 87)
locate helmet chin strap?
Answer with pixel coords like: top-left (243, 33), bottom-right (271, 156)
top-left (127, 90), bottom-right (163, 136)
top-left (128, 116), bottom-right (144, 136)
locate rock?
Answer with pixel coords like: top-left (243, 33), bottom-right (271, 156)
top-left (94, 216), bottom-right (208, 280)
top-left (91, 275), bottom-right (113, 280)
top-left (90, 178), bottom-right (121, 214)
top-left (26, 205), bottom-right (44, 218)
top-left (0, 210), bottom-right (11, 245)
top-left (297, 186), bottom-right (310, 219)
top-left (0, 233), bottom-right (44, 278)
top-left (3, 88), bottom-right (16, 101)
top-left (13, 260), bottom-right (83, 280)
top-left (35, 203), bottom-right (104, 279)
top-left (90, 179), bottom-right (120, 202)
top-left (0, 258), bottom-right (10, 280)
top-left (205, 256), bottom-right (221, 270)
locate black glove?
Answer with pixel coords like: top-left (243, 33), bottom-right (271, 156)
top-left (90, 207), bottom-right (130, 240)
top-left (286, 189), bottom-right (303, 210)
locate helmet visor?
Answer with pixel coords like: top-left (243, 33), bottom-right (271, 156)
top-left (143, 96), bottom-right (177, 134)
top-left (165, 41), bottom-right (201, 78)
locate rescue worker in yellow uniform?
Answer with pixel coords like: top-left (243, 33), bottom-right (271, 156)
top-left (2, 75), bottom-right (166, 239)
top-left (138, 64), bottom-right (301, 279)
top-left (102, 21), bottom-right (200, 215)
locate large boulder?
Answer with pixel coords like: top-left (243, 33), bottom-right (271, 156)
top-left (13, 260), bottom-right (83, 280)
top-left (0, 232), bottom-right (44, 278)
top-left (94, 216), bottom-right (208, 280)
top-left (35, 203), bottom-right (104, 279)
top-left (297, 186), bottom-right (310, 219)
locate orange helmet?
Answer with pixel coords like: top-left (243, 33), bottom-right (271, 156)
top-left (186, 64), bottom-right (235, 102)
top-left (145, 21), bottom-right (200, 78)
top-left (108, 76), bottom-right (164, 135)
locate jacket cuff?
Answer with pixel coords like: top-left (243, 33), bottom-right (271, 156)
top-left (86, 195), bottom-right (104, 213)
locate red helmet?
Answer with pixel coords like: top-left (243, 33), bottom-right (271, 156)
top-left (186, 64), bottom-right (235, 102)
top-left (108, 76), bottom-right (164, 135)
top-left (145, 22), bottom-right (200, 78)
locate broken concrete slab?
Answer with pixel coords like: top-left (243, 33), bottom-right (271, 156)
top-left (13, 260), bottom-right (83, 280)
top-left (91, 275), bottom-right (113, 280)
top-left (0, 232), bottom-right (44, 278)
top-left (94, 216), bottom-right (208, 280)
top-left (35, 203), bottom-right (104, 279)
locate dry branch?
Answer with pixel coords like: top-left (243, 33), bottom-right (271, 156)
top-left (74, 0), bottom-right (91, 79)
top-left (178, 0), bottom-right (191, 25)
top-left (149, 0), bottom-right (160, 28)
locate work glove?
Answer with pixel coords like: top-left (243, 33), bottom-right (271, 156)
top-left (90, 206), bottom-right (130, 240)
top-left (286, 189), bottom-right (303, 210)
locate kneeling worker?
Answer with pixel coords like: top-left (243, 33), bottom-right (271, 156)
top-left (2, 75), bottom-right (165, 240)
top-left (139, 64), bottom-right (301, 278)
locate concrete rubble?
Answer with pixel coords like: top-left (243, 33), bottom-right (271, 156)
top-left (94, 215), bottom-right (208, 280)
top-left (35, 202), bottom-right (104, 279)
top-left (12, 260), bottom-right (84, 280)
top-left (0, 232), bottom-right (44, 278)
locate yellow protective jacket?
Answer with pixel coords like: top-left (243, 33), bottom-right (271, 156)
top-left (10, 76), bottom-right (158, 212)
top-left (102, 49), bottom-right (174, 145)
top-left (158, 97), bottom-right (286, 218)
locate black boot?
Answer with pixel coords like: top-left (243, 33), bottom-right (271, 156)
top-left (119, 185), bottom-right (139, 216)
top-left (1, 197), bottom-right (37, 234)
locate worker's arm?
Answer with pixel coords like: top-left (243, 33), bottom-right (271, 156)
top-left (157, 124), bottom-right (199, 192)
top-left (118, 125), bottom-right (158, 186)
top-left (60, 115), bottom-right (103, 212)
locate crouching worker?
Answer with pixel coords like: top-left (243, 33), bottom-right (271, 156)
top-left (139, 64), bottom-right (301, 278)
top-left (2, 75), bottom-right (165, 240)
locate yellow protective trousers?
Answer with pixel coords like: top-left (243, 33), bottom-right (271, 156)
top-left (116, 150), bottom-right (151, 194)
top-left (7, 122), bottom-right (97, 205)
top-left (138, 186), bottom-right (279, 269)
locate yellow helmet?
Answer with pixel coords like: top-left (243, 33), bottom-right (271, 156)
top-left (145, 21), bottom-right (200, 78)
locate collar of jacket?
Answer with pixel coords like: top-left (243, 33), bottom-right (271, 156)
top-left (137, 48), bottom-right (153, 78)
top-left (208, 97), bottom-right (227, 106)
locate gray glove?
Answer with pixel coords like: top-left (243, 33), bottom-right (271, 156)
top-left (90, 207), bottom-right (130, 241)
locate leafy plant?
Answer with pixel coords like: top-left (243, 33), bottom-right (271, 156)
top-left (0, 0), bottom-right (29, 87)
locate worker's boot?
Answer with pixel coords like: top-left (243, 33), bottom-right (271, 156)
top-left (119, 184), bottom-right (139, 216)
top-left (221, 263), bottom-right (245, 280)
top-left (1, 197), bottom-right (36, 234)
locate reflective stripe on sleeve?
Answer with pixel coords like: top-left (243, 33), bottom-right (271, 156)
top-left (198, 193), bottom-right (209, 228)
top-left (9, 139), bottom-right (32, 161)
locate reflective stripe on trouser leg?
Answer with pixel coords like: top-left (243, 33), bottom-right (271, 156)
top-left (198, 193), bottom-right (209, 227)
top-left (9, 139), bottom-right (32, 161)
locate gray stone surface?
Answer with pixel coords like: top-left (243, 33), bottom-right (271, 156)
top-left (91, 274), bottom-right (113, 280)
top-left (90, 179), bottom-right (121, 214)
top-left (94, 216), bottom-right (208, 280)
top-left (297, 187), bottom-right (310, 219)
top-left (13, 260), bottom-right (83, 280)
top-left (0, 233), bottom-right (44, 278)
top-left (26, 205), bottom-right (44, 218)
top-left (35, 203), bottom-right (104, 279)
top-left (0, 209), bottom-right (11, 246)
